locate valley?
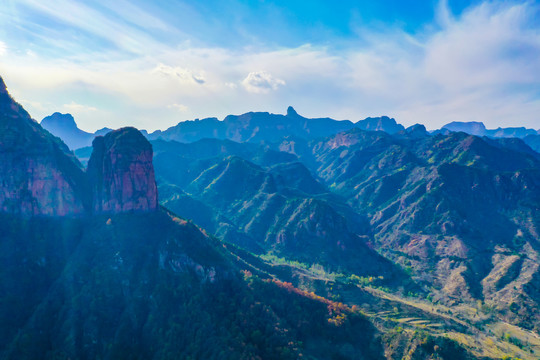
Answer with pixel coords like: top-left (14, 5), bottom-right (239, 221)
top-left (0, 73), bottom-right (539, 359)
top-left (2, 0), bottom-right (539, 358)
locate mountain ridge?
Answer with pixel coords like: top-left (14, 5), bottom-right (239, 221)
top-left (0, 75), bottom-right (393, 360)
top-left (3, 74), bottom-right (540, 359)
top-left (42, 106), bottom-right (540, 155)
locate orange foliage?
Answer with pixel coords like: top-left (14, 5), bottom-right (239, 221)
top-left (267, 279), bottom-right (355, 326)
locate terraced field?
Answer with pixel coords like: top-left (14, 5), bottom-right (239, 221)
top-left (254, 255), bottom-right (540, 360)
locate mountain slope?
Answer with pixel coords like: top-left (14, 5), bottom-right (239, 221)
top-left (2, 74), bottom-right (534, 359)
top-left (277, 128), bottom-right (540, 329)
top-left (524, 134), bottom-right (540, 153)
top-left (152, 139), bottom-right (403, 279)
top-left (0, 77), bottom-right (390, 360)
top-left (0, 77), bottom-right (88, 216)
top-left (441, 120), bottom-right (540, 153)
top-left (2, 209), bottom-right (392, 360)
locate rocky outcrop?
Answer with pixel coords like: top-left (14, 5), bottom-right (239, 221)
top-left (0, 76), bottom-right (159, 217)
top-left (0, 76), bottom-right (88, 216)
top-left (87, 127), bottom-right (158, 214)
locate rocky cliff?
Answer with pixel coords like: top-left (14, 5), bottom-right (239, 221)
top-left (0, 76), bottom-right (88, 216)
top-left (87, 127), bottom-right (158, 213)
top-left (0, 76), bottom-right (158, 217)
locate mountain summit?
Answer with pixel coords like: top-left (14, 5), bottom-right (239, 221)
top-left (41, 112), bottom-right (78, 130)
top-left (41, 112), bottom-right (98, 149)
top-left (286, 105), bottom-right (300, 117)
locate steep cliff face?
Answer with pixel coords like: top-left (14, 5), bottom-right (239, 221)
top-left (87, 127), bottom-right (158, 213)
top-left (0, 76), bottom-right (88, 216)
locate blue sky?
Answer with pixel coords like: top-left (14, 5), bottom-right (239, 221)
top-left (0, 0), bottom-right (539, 131)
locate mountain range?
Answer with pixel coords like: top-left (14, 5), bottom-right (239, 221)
top-left (151, 119), bottom-right (540, 329)
top-left (2, 74), bottom-right (540, 359)
top-left (441, 121), bottom-right (540, 139)
top-left (0, 76), bottom-right (388, 359)
top-left (42, 106), bottom-right (406, 149)
top-left (41, 105), bottom-right (540, 155)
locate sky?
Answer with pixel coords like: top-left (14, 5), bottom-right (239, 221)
top-left (0, 0), bottom-right (539, 132)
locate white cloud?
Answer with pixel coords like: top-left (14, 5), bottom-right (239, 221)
top-left (153, 63), bottom-right (205, 84)
top-left (167, 103), bottom-right (188, 112)
top-left (435, 0), bottom-right (454, 28)
top-left (9, 0), bottom-right (181, 55)
top-left (242, 71), bottom-right (285, 94)
top-left (424, 1), bottom-right (540, 91)
top-left (63, 101), bottom-right (98, 113)
top-left (0, 1), bottom-right (539, 131)
top-left (0, 41), bottom-right (6, 56)
top-left (20, 99), bottom-right (47, 111)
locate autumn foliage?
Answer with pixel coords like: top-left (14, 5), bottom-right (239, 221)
top-left (267, 278), bottom-right (358, 326)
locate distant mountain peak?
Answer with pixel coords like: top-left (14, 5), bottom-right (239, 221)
top-left (442, 121), bottom-right (487, 136)
top-left (41, 112), bottom-right (98, 149)
top-left (286, 106), bottom-right (300, 117)
top-left (397, 124), bottom-right (428, 139)
top-left (356, 116), bottom-right (404, 134)
top-left (94, 127), bottom-right (113, 136)
top-left (42, 112), bottom-right (77, 129)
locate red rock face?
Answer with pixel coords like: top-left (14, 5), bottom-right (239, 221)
top-left (0, 76), bottom-right (88, 216)
top-left (0, 157), bottom-right (86, 216)
top-left (88, 127), bottom-right (158, 214)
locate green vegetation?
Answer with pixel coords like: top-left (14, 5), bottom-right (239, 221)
top-left (0, 211), bottom-right (386, 359)
top-left (3, 79), bottom-right (540, 359)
